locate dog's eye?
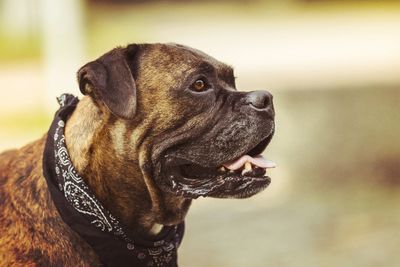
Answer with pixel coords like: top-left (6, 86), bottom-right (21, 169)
top-left (192, 79), bottom-right (207, 92)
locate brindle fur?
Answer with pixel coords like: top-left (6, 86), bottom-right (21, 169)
top-left (0, 138), bottom-right (100, 266)
top-left (0, 43), bottom-right (274, 266)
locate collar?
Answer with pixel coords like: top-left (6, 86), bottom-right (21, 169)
top-left (42, 94), bottom-right (184, 267)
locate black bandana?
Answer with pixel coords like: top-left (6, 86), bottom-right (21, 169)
top-left (42, 94), bottom-right (184, 267)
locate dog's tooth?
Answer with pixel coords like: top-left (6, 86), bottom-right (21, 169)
top-left (241, 169), bottom-right (250, 176)
top-left (244, 161), bottom-right (252, 171)
top-left (219, 166), bottom-right (226, 172)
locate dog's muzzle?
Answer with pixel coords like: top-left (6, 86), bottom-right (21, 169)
top-left (154, 89), bottom-right (276, 199)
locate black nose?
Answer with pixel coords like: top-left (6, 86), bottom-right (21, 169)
top-left (245, 90), bottom-right (273, 110)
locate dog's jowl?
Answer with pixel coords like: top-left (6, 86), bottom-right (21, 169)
top-left (0, 43), bottom-right (275, 267)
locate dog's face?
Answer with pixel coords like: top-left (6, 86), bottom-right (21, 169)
top-left (78, 43), bottom-right (274, 203)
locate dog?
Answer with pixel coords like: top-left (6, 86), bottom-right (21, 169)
top-left (0, 43), bottom-right (275, 266)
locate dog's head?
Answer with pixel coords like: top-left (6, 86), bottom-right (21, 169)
top-left (77, 43), bottom-right (275, 216)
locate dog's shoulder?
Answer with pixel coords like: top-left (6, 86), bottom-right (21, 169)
top-left (0, 136), bottom-right (47, 206)
top-left (0, 136), bottom-right (100, 266)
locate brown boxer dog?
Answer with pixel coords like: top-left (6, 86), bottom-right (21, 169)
top-left (0, 43), bottom-right (275, 266)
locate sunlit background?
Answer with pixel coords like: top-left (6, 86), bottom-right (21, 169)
top-left (1, 0), bottom-right (400, 266)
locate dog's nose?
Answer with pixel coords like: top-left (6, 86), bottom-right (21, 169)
top-left (245, 91), bottom-right (273, 110)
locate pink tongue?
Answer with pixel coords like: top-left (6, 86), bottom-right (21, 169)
top-left (223, 155), bottom-right (276, 171)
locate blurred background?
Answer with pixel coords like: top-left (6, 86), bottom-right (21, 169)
top-left (1, 0), bottom-right (400, 266)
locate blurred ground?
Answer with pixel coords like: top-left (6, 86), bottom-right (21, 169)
top-left (0, 1), bottom-right (399, 266)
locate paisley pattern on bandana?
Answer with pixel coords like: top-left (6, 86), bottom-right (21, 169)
top-left (43, 94), bottom-right (184, 267)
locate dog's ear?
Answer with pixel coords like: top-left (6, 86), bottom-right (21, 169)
top-left (77, 45), bottom-right (140, 120)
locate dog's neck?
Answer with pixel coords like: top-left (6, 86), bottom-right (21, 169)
top-left (65, 97), bottom-right (190, 237)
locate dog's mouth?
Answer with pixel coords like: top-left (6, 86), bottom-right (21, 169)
top-left (162, 132), bottom-right (275, 199)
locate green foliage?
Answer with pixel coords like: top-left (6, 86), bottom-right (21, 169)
top-left (0, 34), bottom-right (41, 62)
